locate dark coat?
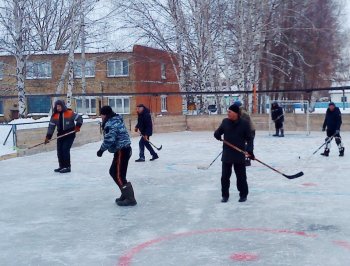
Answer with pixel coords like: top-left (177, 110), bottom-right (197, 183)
top-left (135, 105), bottom-right (153, 136)
top-left (214, 118), bottom-right (254, 164)
top-left (322, 107), bottom-right (342, 131)
top-left (271, 103), bottom-right (284, 122)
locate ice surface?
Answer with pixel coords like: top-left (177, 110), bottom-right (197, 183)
top-left (1, 131), bottom-right (350, 265)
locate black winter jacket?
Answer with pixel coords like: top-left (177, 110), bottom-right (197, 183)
top-left (214, 118), bottom-right (254, 164)
top-left (271, 105), bottom-right (284, 122)
top-left (136, 106), bottom-right (153, 136)
top-left (322, 107), bottom-right (342, 131)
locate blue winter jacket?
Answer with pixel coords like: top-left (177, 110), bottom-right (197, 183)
top-left (100, 114), bottom-right (131, 153)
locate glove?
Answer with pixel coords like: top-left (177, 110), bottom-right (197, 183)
top-left (247, 151), bottom-right (255, 160)
top-left (97, 149), bottom-right (104, 157)
top-left (322, 127), bottom-right (325, 132)
top-left (134, 127), bottom-right (138, 132)
top-left (144, 135), bottom-right (149, 140)
top-left (214, 133), bottom-right (222, 141)
top-left (335, 130), bottom-right (340, 135)
top-left (44, 137), bottom-right (50, 144)
top-left (75, 126), bottom-right (80, 132)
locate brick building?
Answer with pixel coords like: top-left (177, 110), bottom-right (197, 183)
top-left (0, 45), bottom-right (182, 121)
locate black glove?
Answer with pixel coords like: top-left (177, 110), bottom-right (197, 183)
top-left (247, 151), bottom-right (255, 160)
top-left (322, 127), bottom-right (325, 132)
top-left (214, 133), bottom-right (222, 141)
top-left (97, 149), bottom-right (104, 157)
top-left (44, 137), bottom-right (50, 144)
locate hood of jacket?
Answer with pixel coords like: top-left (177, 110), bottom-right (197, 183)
top-left (53, 100), bottom-right (68, 113)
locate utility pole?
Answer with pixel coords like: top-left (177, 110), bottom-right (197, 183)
top-left (80, 0), bottom-right (87, 115)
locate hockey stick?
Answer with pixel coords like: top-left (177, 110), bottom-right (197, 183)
top-left (197, 151), bottom-right (222, 170)
top-left (141, 135), bottom-right (162, 150)
top-left (222, 140), bottom-right (303, 179)
top-left (26, 130), bottom-right (76, 150)
top-left (312, 132), bottom-right (338, 155)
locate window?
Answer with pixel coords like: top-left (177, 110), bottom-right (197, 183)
top-left (107, 60), bottom-right (129, 77)
top-left (74, 60), bottom-right (95, 78)
top-left (108, 97), bottom-right (130, 114)
top-left (75, 97), bottom-right (96, 114)
top-left (161, 63), bottom-right (166, 79)
top-left (27, 96), bottom-right (51, 114)
top-left (0, 99), bottom-right (3, 115)
top-left (26, 61), bottom-right (51, 79)
top-left (0, 62), bottom-right (4, 80)
top-left (161, 95), bottom-right (167, 112)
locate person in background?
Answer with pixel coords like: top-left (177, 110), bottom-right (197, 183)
top-left (45, 100), bottom-right (83, 173)
top-left (271, 101), bottom-right (284, 137)
top-left (97, 106), bottom-right (137, 206)
top-left (134, 104), bottom-right (159, 162)
top-left (321, 102), bottom-right (345, 157)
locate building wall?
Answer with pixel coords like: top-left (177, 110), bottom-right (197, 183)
top-left (133, 45), bottom-right (182, 115)
top-left (0, 45), bottom-right (182, 121)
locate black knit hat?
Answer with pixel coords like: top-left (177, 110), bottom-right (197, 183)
top-left (228, 104), bottom-right (240, 114)
top-left (100, 105), bottom-right (113, 116)
top-left (329, 102), bottom-right (335, 107)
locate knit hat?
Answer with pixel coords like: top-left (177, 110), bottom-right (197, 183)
top-left (233, 100), bottom-right (242, 107)
top-left (228, 104), bottom-right (240, 114)
top-left (100, 105), bottom-right (113, 116)
top-left (328, 102), bottom-right (335, 107)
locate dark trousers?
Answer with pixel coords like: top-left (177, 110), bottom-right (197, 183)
top-left (57, 133), bottom-right (75, 168)
top-left (275, 121), bottom-right (283, 129)
top-left (326, 129), bottom-right (342, 148)
top-left (221, 162), bottom-right (248, 198)
top-left (109, 146), bottom-right (132, 188)
top-left (139, 137), bottom-right (157, 158)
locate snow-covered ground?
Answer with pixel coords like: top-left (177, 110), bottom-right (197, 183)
top-left (1, 131), bottom-right (350, 265)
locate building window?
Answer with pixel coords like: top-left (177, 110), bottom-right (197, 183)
top-left (108, 97), bottom-right (130, 114)
top-left (74, 60), bottom-right (95, 78)
top-left (161, 95), bottom-right (167, 112)
top-left (27, 96), bottom-right (51, 114)
top-left (0, 62), bottom-right (3, 80)
top-left (0, 99), bottom-right (3, 115)
top-left (26, 61), bottom-right (52, 79)
top-left (161, 63), bottom-right (166, 79)
top-left (107, 60), bottom-right (129, 77)
top-left (75, 97), bottom-right (96, 114)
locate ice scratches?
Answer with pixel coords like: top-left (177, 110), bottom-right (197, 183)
top-left (307, 224), bottom-right (340, 232)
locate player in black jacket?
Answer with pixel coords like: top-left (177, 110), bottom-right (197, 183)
top-left (321, 102), bottom-right (345, 157)
top-left (271, 102), bottom-right (284, 137)
top-left (134, 104), bottom-right (159, 162)
top-left (214, 104), bottom-right (254, 203)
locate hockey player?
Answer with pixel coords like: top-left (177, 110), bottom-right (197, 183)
top-left (45, 100), bottom-right (83, 173)
top-left (134, 104), bottom-right (159, 162)
top-left (321, 102), bottom-right (345, 157)
top-left (214, 104), bottom-right (254, 203)
top-left (271, 101), bottom-right (284, 137)
top-left (97, 106), bottom-right (137, 206)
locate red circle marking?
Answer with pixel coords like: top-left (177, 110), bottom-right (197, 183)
top-left (118, 228), bottom-right (316, 266)
top-left (302, 183), bottom-right (318, 187)
top-left (230, 252), bottom-right (259, 261)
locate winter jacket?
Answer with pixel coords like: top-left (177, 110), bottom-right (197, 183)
top-left (100, 114), bottom-right (131, 153)
top-left (135, 105), bottom-right (153, 136)
top-left (271, 104), bottom-right (284, 122)
top-left (322, 107), bottom-right (342, 131)
top-left (214, 118), bottom-right (254, 164)
top-left (46, 100), bottom-right (83, 139)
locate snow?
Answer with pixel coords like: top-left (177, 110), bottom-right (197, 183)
top-left (1, 131), bottom-right (350, 265)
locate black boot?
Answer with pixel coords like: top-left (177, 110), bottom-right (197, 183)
top-left (117, 182), bottom-right (137, 206)
top-left (135, 157), bottom-right (145, 162)
top-left (221, 197), bottom-right (229, 203)
top-left (59, 167), bottom-right (71, 173)
top-left (115, 194), bottom-right (126, 203)
top-left (273, 129), bottom-right (279, 137)
top-left (54, 167), bottom-right (63, 172)
top-left (321, 148), bottom-right (330, 157)
top-left (339, 147), bottom-right (345, 157)
top-left (245, 157), bottom-right (251, 166)
top-left (150, 154), bottom-right (159, 161)
top-left (279, 129), bottom-right (284, 137)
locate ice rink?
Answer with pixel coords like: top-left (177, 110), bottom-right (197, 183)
top-left (1, 131), bottom-right (350, 265)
